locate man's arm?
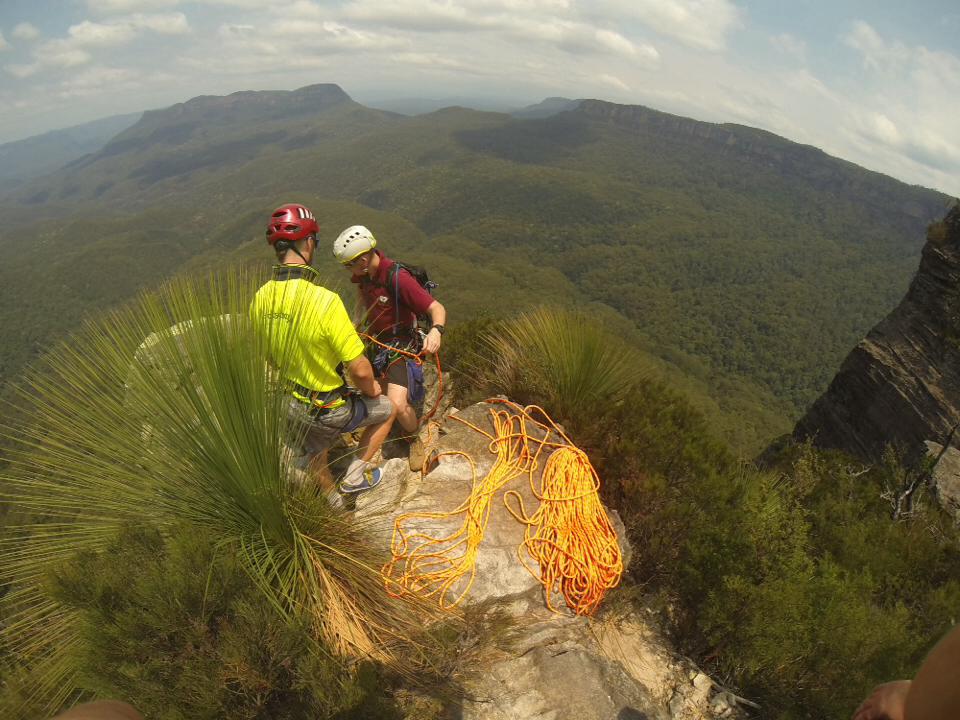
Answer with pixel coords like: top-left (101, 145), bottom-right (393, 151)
top-left (422, 300), bottom-right (446, 355)
top-left (853, 624), bottom-right (960, 720)
top-left (345, 354), bottom-right (381, 398)
top-left (904, 623), bottom-right (960, 719)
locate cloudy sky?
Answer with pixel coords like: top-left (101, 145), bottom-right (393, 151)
top-left (0, 0), bottom-right (957, 196)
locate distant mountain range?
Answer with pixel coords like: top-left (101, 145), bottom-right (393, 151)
top-left (0, 83), bottom-right (950, 452)
top-left (0, 112), bottom-right (141, 193)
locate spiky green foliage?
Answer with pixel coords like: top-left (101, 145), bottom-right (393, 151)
top-left (0, 270), bottom-right (441, 715)
top-left (46, 524), bottom-right (368, 719)
top-left (478, 307), bottom-right (641, 424)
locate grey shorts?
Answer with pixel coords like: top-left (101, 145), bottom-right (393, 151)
top-left (288, 394), bottom-right (394, 459)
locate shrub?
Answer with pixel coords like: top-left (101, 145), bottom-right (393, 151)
top-left (38, 524), bottom-right (377, 720)
top-left (0, 270), bottom-right (442, 716)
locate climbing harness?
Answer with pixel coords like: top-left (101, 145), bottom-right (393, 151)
top-left (382, 400), bottom-right (622, 616)
top-left (360, 332), bottom-right (444, 425)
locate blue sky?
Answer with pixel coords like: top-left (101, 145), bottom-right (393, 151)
top-left (0, 0), bottom-right (957, 196)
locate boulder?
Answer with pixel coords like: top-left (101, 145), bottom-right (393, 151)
top-left (925, 440), bottom-right (960, 518)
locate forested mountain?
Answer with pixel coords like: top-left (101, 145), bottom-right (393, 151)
top-left (0, 112), bottom-right (141, 194)
top-left (0, 83), bottom-right (950, 451)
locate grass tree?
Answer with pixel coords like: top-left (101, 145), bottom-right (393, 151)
top-left (480, 306), bottom-right (640, 425)
top-left (0, 270), bottom-right (440, 715)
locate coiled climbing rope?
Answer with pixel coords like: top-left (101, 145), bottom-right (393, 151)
top-left (382, 400), bottom-right (622, 615)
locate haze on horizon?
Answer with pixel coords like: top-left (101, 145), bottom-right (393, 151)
top-left (0, 0), bottom-right (957, 197)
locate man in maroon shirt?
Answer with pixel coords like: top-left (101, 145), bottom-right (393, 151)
top-left (333, 225), bottom-right (446, 468)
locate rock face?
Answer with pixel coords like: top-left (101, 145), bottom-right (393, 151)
top-left (925, 440), bottom-right (960, 519)
top-left (355, 400), bottom-right (743, 720)
top-left (794, 205), bottom-right (960, 460)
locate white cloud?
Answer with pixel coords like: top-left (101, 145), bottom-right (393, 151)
top-left (342, 0), bottom-right (659, 62)
top-left (0, 31), bottom-right (8, 52)
top-left (598, 72), bottom-right (630, 92)
top-left (5, 12), bottom-right (191, 80)
top-left (770, 32), bottom-right (805, 60)
top-left (35, 42), bottom-right (93, 68)
top-left (864, 112), bottom-right (902, 146)
top-left (220, 18), bottom-right (406, 57)
top-left (69, 21), bottom-right (139, 47)
top-left (784, 70), bottom-right (836, 102)
top-left (12, 22), bottom-right (41, 41)
top-left (217, 24), bottom-right (255, 39)
top-left (593, 0), bottom-right (741, 51)
top-left (127, 12), bottom-right (191, 34)
top-left (830, 21), bottom-right (960, 188)
top-left (343, 0), bottom-right (494, 32)
top-left (86, 0), bottom-right (180, 13)
top-left (912, 46), bottom-right (960, 95)
top-left (5, 63), bottom-right (39, 78)
top-left (843, 20), bottom-right (910, 72)
top-left (595, 29), bottom-right (658, 61)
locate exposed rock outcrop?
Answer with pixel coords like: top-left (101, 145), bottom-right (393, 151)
top-left (925, 440), bottom-right (960, 519)
top-left (353, 400), bottom-right (743, 720)
top-left (794, 204), bottom-right (960, 460)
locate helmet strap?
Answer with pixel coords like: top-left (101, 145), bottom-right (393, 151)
top-left (292, 247), bottom-right (310, 266)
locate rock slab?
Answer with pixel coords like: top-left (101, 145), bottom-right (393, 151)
top-left (356, 400), bottom-right (743, 720)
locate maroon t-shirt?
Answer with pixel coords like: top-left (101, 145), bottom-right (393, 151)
top-left (353, 251), bottom-right (434, 337)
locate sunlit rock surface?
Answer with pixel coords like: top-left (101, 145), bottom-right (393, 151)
top-left (353, 399), bottom-right (743, 720)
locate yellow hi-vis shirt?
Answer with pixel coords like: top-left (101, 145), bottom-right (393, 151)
top-left (250, 267), bottom-right (364, 394)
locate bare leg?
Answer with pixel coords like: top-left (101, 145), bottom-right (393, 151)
top-left (386, 381), bottom-right (418, 435)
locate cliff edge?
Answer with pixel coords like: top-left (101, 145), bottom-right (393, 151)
top-left (794, 203), bottom-right (960, 459)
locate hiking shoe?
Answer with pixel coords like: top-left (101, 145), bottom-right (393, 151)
top-left (407, 436), bottom-right (425, 472)
top-left (339, 466), bottom-right (383, 494)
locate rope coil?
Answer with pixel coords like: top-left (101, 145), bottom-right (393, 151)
top-left (382, 400), bottom-right (623, 615)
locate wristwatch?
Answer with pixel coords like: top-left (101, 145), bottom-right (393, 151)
top-left (430, 324), bottom-right (445, 335)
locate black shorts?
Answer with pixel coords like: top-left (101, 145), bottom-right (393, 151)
top-left (385, 357), bottom-right (410, 388)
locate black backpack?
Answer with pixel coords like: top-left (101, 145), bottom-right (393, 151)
top-left (388, 262), bottom-right (437, 302)
top-left (364, 261), bottom-right (438, 333)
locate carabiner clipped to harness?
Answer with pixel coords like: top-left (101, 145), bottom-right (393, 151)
top-left (371, 346), bottom-right (394, 377)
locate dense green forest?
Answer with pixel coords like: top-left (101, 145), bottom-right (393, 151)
top-left (0, 84), bottom-right (950, 452)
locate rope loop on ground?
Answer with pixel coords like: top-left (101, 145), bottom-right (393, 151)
top-left (382, 399), bottom-right (622, 615)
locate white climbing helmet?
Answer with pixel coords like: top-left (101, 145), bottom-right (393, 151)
top-left (333, 225), bottom-right (377, 264)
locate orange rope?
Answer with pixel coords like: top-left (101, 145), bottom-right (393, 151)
top-left (503, 445), bottom-right (623, 615)
top-left (382, 400), bottom-right (622, 615)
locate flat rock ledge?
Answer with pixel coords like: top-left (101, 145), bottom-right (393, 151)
top-left (354, 401), bottom-right (746, 720)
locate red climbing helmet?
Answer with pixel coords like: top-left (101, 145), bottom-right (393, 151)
top-left (265, 203), bottom-right (319, 245)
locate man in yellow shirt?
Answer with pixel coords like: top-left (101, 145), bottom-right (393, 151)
top-left (250, 203), bottom-right (396, 503)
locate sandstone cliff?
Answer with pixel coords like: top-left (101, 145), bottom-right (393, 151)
top-left (794, 203), bottom-right (960, 460)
